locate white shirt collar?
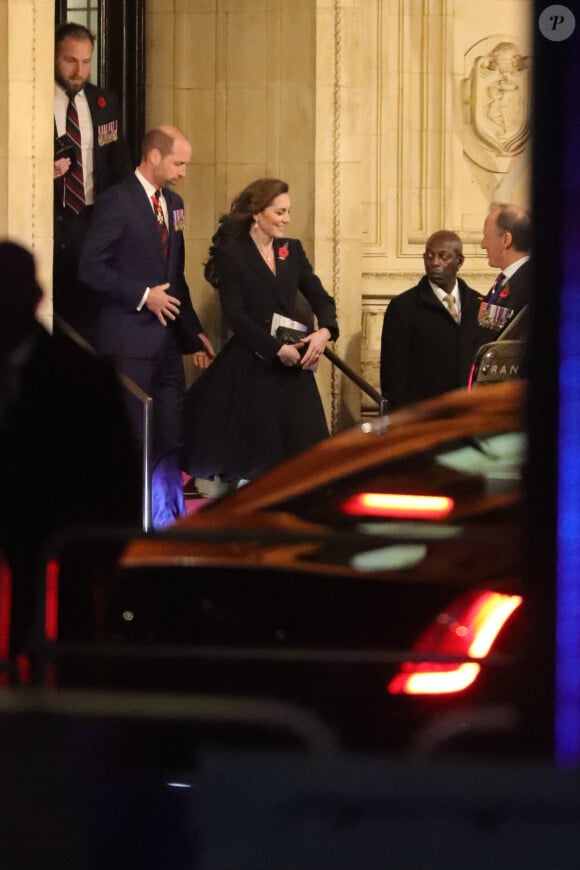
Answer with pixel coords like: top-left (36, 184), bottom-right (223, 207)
top-left (502, 255), bottom-right (530, 282)
top-left (55, 82), bottom-right (86, 102)
top-left (135, 167), bottom-right (161, 199)
top-left (428, 278), bottom-right (459, 303)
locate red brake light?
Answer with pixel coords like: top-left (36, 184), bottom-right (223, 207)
top-left (45, 559), bottom-right (59, 643)
top-left (388, 590), bottom-right (523, 695)
top-left (341, 492), bottom-right (454, 520)
top-left (0, 558), bottom-right (12, 686)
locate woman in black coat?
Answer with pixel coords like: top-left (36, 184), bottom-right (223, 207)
top-left (182, 178), bottom-right (339, 483)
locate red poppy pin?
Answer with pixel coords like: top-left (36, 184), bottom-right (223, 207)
top-left (277, 244), bottom-right (289, 260)
top-left (97, 96), bottom-right (107, 108)
top-left (499, 286), bottom-right (510, 299)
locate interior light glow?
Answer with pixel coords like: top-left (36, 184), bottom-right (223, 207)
top-left (350, 544), bottom-right (427, 572)
top-left (387, 590), bottom-right (523, 696)
top-left (341, 492), bottom-right (454, 520)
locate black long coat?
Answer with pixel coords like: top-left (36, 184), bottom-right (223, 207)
top-left (380, 276), bottom-right (483, 410)
top-left (182, 235), bottom-right (339, 482)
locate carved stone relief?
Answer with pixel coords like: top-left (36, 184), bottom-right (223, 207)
top-left (462, 36), bottom-right (531, 174)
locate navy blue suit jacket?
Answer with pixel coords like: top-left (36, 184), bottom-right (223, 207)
top-left (79, 173), bottom-right (204, 359)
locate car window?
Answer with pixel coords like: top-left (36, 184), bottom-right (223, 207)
top-left (265, 430), bottom-right (526, 529)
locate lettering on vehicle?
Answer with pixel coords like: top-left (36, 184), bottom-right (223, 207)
top-left (489, 364), bottom-right (519, 376)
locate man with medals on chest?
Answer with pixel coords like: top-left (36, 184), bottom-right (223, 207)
top-left (53, 22), bottom-right (132, 344)
top-left (479, 203), bottom-right (531, 344)
top-left (79, 126), bottom-right (215, 528)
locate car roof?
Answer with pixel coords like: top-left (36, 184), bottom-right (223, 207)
top-left (194, 380), bottom-right (524, 518)
top-left (123, 382), bottom-right (524, 573)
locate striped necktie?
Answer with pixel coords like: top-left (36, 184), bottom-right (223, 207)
top-left (151, 189), bottom-right (169, 257)
top-left (64, 97), bottom-right (86, 213)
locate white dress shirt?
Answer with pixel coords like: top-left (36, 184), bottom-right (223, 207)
top-left (429, 279), bottom-right (462, 323)
top-left (55, 83), bottom-right (95, 205)
top-left (134, 168), bottom-right (169, 310)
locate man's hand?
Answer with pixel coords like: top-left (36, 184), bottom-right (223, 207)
top-left (145, 283), bottom-right (181, 326)
top-left (192, 332), bottom-right (216, 369)
top-left (54, 157), bottom-right (71, 180)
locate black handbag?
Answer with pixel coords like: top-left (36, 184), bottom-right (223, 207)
top-left (276, 325), bottom-right (307, 344)
top-left (276, 325), bottom-right (309, 357)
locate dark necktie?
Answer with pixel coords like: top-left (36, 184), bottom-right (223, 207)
top-left (488, 273), bottom-right (506, 303)
top-left (64, 97), bottom-right (86, 213)
top-left (151, 189), bottom-right (169, 257)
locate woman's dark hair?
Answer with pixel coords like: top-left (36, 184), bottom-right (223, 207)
top-left (204, 178), bottom-right (289, 287)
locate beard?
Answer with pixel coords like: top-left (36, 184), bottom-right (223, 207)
top-left (55, 70), bottom-right (88, 97)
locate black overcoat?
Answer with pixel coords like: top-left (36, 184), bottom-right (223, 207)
top-left (380, 276), bottom-right (483, 410)
top-left (182, 235), bottom-right (339, 481)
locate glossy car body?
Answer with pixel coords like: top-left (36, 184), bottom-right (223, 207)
top-left (50, 381), bottom-right (529, 755)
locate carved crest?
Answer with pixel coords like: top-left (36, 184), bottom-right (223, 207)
top-left (470, 42), bottom-right (530, 157)
top-left (463, 38), bottom-right (531, 174)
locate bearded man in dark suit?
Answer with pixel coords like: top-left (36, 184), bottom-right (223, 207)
top-left (53, 22), bottom-right (132, 343)
top-left (79, 126), bottom-right (215, 528)
top-left (380, 230), bottom-right (483, 410)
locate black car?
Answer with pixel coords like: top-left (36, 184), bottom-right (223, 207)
top-left (33, 380), bottom-right (532, 758)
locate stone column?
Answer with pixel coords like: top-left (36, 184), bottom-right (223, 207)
top-left (0, 0), bottom-right (55, 325)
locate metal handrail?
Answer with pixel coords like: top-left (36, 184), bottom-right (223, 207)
top-left (324, 346), bottom-right (388, 416)
top-left (52, 315), bottom-right (153, 532)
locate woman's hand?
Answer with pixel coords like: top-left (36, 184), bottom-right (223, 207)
top-left (192, 332), bottom-right (216, 368)
top-left (300, 328), bottom-right (331, 369)
top-left (277, 342), bottom-right (303, 367)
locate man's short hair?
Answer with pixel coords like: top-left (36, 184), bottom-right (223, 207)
top-left (490, 203), bottom-right (532, 253)
top-left (141, 129), bottom-right (175, 160)
top-left (55, 22), bottom-right (96, 48)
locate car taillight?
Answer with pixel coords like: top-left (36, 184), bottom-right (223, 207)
top-left (341, 492), bottom-right (454, 520)
top-left (45, 558), bottom-right (59, 642)
top-left (387, 590), bottom-right (523, 695)
top-left (0, 558), bottom-right (12, 687)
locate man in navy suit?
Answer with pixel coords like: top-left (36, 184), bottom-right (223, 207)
top-left (53, 22), bottom-right (132, 342)
top-left (79, 126), bottom-right (214, 527)
top-left (479, 203), bottom-right (531, 342)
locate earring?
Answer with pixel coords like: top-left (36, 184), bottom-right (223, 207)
top-left (253, 219), bottom-right (259, 232)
